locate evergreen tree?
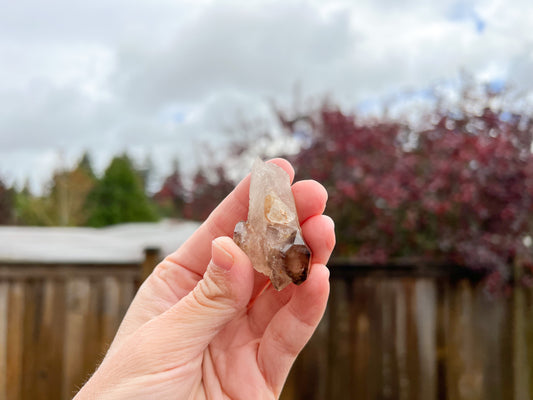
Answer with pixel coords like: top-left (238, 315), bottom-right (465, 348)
top-left (78, 151), bottom-right (96, 178)
top-left (0, 178), bottom-right (14, 225)
top-left (86, 154), bottom-right (159, 227)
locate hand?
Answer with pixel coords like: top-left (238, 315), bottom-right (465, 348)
top-left (74, 158), bottom-right (335, 400)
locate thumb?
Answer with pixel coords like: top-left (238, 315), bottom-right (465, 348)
top-left (146, 236), bottom-right (254, 361)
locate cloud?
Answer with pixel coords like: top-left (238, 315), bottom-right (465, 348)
top-left (1, 0), bottom-right (533, 190)
top-left (112, 2), bottom-right (354, 109)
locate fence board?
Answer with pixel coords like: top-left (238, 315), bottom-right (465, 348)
top-left (513, 287), bottom-right (531, 400)
top-left (0, 282), bottom-right (8, 400)
top-left (7, 281), bottom-right (25, 400)
top-left (62, 278), bottom-right (91, 399)
top-left (414, 279), bottom-right (436, 400)
top-left (83, 278), bottom-right (103, 379)
top-left (327, 277), bottom-right (354, 400)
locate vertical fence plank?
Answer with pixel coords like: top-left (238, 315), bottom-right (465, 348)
top-left (394, 279), bottom-right (409, 400)
top-left (352, 277), bottom-right (370, 399)
top-left (33, 278), bottom-right (66, 400)
top-left (435, 279), bottom-right (449, 400)
top-left (102, 276), bottom-right (121, 354)
top-left (48, 279), bottom-right (66, 400)
top-left (62, 278), bottom-right (91, 399)
top-left (22, 279), bottom-right (41, 399)
top-left (328, 276), bottom-right (354, 400)
top-left (83, 278), bottom-right (104, 381)
top-left (119, 277), bottom-right (135, 321)
top-left (0, 282), bottom-right (8, 400)
top-left (415, 278), bottom-right (437, 400)
top-left (512, 286), bottom-right (530, 400)
top-left (403, 279), bottom-right (421, 400)
top-left (449, 280), bottom-right (485, 400)
top-left (525, 289), bottom-right (533, 400)
top-left (380, 279), bottom-right (399, 399)
top-left (6, 281), bottom-right (24, 400)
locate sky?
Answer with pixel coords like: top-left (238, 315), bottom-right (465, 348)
top-left (1, 0), bottom-right (532, 192)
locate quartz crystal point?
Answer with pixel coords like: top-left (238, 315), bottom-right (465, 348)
top-left (233, 159), bottom-right (311, 291)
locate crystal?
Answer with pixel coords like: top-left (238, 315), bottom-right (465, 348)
top-left (233, 159), bottom-right (311, 290)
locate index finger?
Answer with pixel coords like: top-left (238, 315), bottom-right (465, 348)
top-left (165, 158), bottom-right (295, 276)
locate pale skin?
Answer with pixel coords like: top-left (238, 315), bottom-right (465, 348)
top-left (74, 158), bottom-right (336, 400)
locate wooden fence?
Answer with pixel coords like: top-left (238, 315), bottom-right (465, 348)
top-left (282, 264), bottom-right (533, 400)
top-left (1, 260), bottom-right (533, 399)
top-left (0, 263), bottom-right (140, 400)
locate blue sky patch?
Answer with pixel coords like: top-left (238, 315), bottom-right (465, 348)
top-left (448, 1), bottom-right (486, 33)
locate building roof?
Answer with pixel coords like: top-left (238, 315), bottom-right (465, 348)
top-left (0, 220), bottom-right (201, 264)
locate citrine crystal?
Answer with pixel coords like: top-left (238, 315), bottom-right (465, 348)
top-left (233, 159), bottom-right (311, 290)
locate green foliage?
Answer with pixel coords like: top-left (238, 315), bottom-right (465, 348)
top-left (86, 154), bottom-right (159, 227)
top-left (0, 178), bottom-right (14, 225)
top-left (46, 162), bottom-right (97, 226)
top-left (13, 157), bottom-right (97, 226)
top-left (14, 185), bottom-right (50, 226)
top-left (77, 151), bottom-right (96, 179)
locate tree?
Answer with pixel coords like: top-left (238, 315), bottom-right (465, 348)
top-left (86, 154), bottom-right (159, 227)
top-left (13, 183), bottom-right (50, 226)
top-left (182, 166), bottom-right (234, 221)
top-left (137, 153), bottom-right (155, 192)
top-left (78, 151), bottom-right (96, 178)
top-left (46, 158), bottom-right (97, 226)
top-left (13, 155), bottom-right (97, 226)
top-left (0, 177), bottom-right (14, 225)
top-left (222, 80), bottom-right (533, 281)
top-left (154, 160), bottom-right (186, 218)
top-left (275, 85), bottom-right (533, 278)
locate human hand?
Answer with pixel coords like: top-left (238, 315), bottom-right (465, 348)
top-left (74, 158), bottom-right (335, 400)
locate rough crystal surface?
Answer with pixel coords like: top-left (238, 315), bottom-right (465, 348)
top-left (233, 159), bottom-right (311, 290)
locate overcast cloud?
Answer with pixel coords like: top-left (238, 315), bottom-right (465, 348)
top-left (1, 0), bottom-right (532, 191)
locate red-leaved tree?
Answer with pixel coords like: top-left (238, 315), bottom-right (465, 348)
top-left (277, 88), bottom-right (533, 278)
top-left (182, 166), bottom-right (235, 221)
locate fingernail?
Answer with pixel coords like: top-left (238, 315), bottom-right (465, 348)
top-left (212, 240), bottom-right (234, 271)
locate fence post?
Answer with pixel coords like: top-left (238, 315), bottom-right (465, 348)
top-left (142, 247), bottom-right (161, 282)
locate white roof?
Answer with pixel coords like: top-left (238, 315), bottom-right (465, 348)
top-left (0, 219), bottom-right (201, 264)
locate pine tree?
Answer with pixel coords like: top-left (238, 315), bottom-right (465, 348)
top-left (86, 154), bottom-right (159, 227)
top-left (78, 151), bottom-right (96, 178)
top-left (0, 178), bottom-right (14, 225)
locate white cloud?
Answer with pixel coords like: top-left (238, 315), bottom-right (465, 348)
top-left (0, 0), bottom-right (532, 191)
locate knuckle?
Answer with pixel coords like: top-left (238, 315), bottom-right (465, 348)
top-left (191, 266), bottom-right (234, 310)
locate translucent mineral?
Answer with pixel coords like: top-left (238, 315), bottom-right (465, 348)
top-left (233, 159), bottom-right (311, 290)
